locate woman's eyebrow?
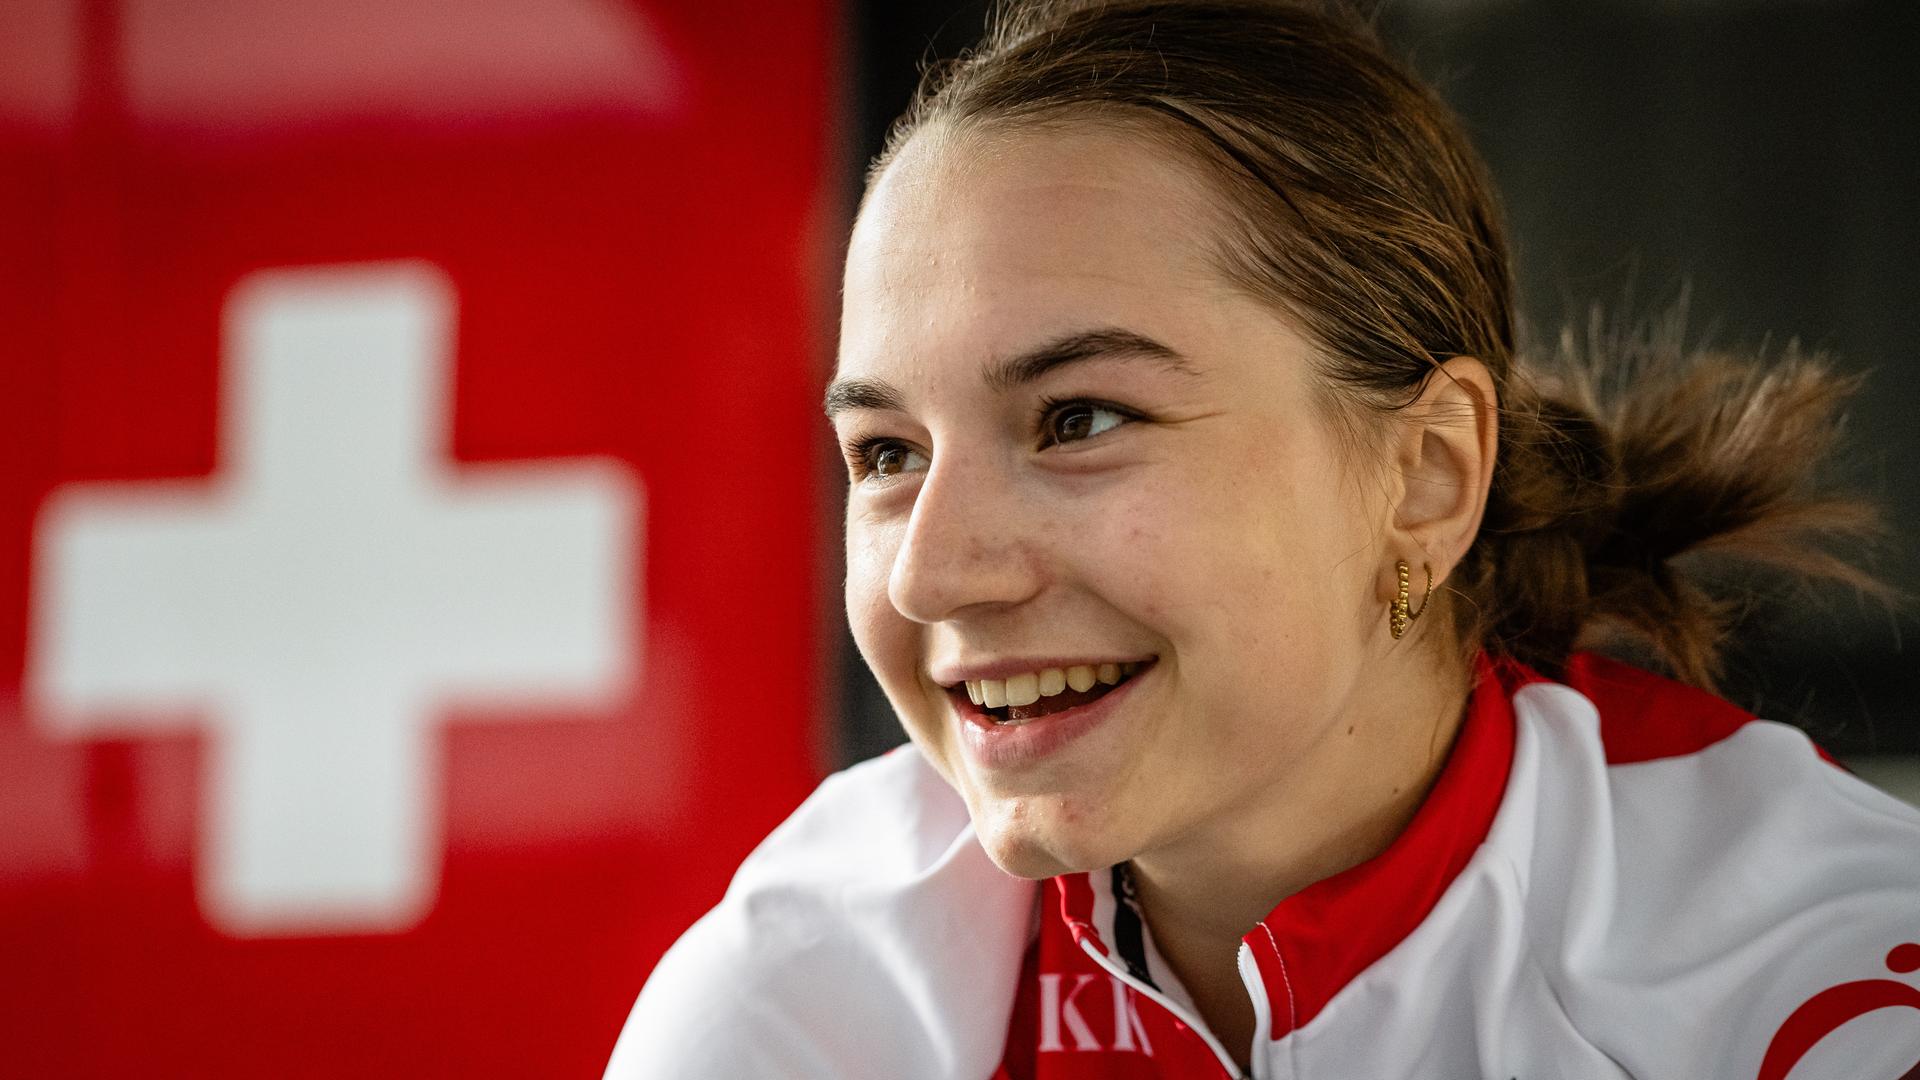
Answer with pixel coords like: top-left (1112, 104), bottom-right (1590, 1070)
top-left (823, 326), bottom-right (1198, 420)
top-left (983, 327), bottom-right (1198, 392)
top-left (821, 376), bottom-right (907, 421)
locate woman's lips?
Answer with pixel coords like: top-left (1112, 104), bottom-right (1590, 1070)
top-left (949, 660), bottom-right (1154, 770)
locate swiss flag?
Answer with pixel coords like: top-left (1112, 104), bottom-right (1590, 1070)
top-left (0, 0), bottom-right (834, 1075)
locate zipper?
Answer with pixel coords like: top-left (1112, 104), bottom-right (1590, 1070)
top-left (1072, 935), bottom-right (1251, 1080)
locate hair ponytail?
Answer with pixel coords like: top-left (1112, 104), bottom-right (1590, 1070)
top-left (1456, 310), bottom-right (1897, 693)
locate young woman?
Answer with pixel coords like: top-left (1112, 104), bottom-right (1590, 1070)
top-left (607, 2), bottom-right (1920, 1077)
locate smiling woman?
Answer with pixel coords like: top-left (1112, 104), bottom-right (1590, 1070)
top-left (606, 2), bottom-right (1920, 1078)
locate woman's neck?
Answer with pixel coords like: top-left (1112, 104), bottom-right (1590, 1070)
top-left (1125, 647), bottom-right (1475, 1069)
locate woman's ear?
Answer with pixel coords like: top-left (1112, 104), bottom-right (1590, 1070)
top-left (1385, 356), bottom-right (1498, 590)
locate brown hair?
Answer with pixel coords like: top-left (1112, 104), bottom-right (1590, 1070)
top-left (867, 0), bottom-right (1896, 695)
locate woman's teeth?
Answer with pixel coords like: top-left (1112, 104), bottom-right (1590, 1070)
top-left (965, 662), bottom-right (1139, 712)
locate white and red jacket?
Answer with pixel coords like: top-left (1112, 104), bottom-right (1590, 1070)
top-left (606, 652), bottom-right (1920, 1079)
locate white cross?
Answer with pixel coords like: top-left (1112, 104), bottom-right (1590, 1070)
top-left (26, 261), bottom-right (641, 937)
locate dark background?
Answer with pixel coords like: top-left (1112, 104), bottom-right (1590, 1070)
top-left (830, 0), bottom-right (1920, 766)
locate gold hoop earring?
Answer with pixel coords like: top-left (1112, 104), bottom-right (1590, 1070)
top-left (1389, 559), bottom-right (1434, 640)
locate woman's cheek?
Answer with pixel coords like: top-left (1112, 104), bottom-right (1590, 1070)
top-left (843, 523), bottom-right (899, 653)
top-left (844, 521), bottom-right (960, 767)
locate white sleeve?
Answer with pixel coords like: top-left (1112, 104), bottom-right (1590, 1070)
top-left (603, 747), bottom-right (1038, 1080)
top-left (1555, 717), bottom-right (1920, 1078)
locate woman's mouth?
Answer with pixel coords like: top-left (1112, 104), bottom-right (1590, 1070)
top-left (962, 661), bottom-right (1145, 725)
top-left (945, 659), bottom-right (1156, 770)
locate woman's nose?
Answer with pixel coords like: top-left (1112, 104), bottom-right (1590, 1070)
top-left (885, 456), bottom-right (1042, 625)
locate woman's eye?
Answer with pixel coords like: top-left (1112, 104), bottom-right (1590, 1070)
top-left (1042, 400), bottom-right (1131, 447)
top-left (847, 438), bottom-right (928, 481)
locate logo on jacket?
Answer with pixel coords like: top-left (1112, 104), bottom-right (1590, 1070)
top-left (1039, 974), bottom-right (1156, 1056)
top-left (1756, 943), bottom-right (1920, 1080)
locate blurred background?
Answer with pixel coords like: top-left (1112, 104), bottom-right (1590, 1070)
top-left (1, 0), bottom-right (1913, 1075)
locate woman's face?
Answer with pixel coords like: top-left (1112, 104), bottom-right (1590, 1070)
top-left (831, 122), bottom-right (1390, 879)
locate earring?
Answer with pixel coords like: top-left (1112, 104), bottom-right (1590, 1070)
top-left (1389, 559), bottom-right (1434, 640)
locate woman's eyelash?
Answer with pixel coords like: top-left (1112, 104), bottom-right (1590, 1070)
top-left (1035, 395), bottom-right (1138, 446)
top-left (843, 434), bottom-right (897, 476)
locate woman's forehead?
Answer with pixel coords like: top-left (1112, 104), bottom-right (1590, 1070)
top-left (840, 122), bottom-right (1239, 371)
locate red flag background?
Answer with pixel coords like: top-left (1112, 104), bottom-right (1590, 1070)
top-left (0, 0), bottom-right (836, 1074)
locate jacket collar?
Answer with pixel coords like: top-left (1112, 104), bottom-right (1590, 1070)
top-left (1049, 649), bottom-right (1544, 1037)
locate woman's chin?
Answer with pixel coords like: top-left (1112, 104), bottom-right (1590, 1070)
top-left (980, 836), bottom-right (1077, 881)
top-left (971, 796), bottom-right (1133, 881)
